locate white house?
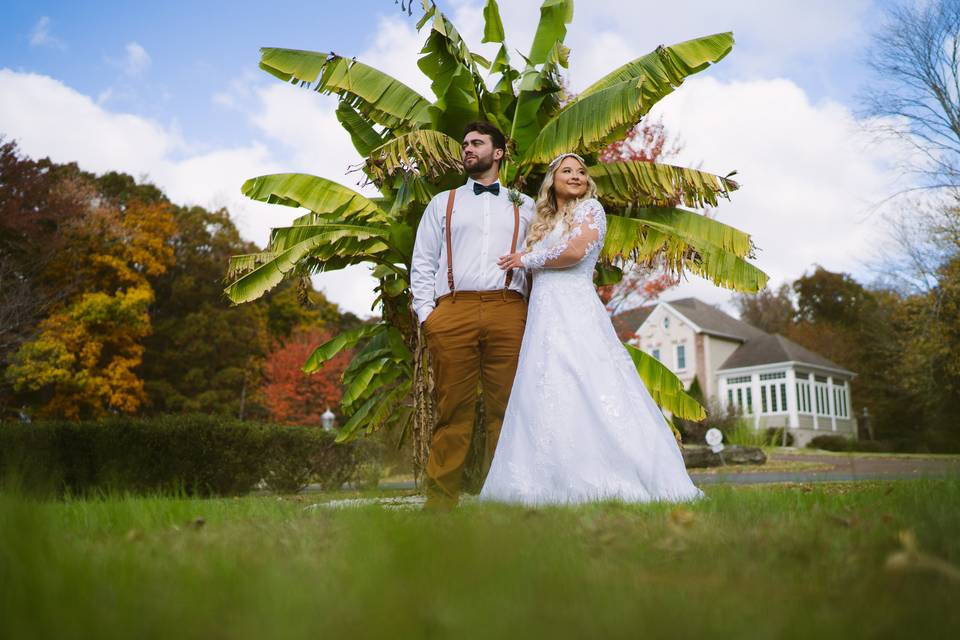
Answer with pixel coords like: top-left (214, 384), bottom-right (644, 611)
top-left (612, 298), bottom-right (857, 446)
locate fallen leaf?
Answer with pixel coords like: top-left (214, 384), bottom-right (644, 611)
top-left (884, 529), bottom-right (960, 583)
top-left (670, 507), bottom-right (695, 527)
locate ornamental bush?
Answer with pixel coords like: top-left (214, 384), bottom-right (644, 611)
top-left (0, 415), bottom-right (361, 498)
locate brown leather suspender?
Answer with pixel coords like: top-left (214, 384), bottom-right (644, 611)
top-left (443, 187), bottom-right (521, 298)
top-left (504, 200), bottom-right (520, 289)
top-left (444, 189), bottom-right (456, 294)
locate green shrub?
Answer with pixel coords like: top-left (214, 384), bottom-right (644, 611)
top-left (723, 419), bottom-right (769, 447)
top-left (0, 415), bottom-right (360, 498)
top-left (807, 435), bottom-right (854, 451)
top-left (764, 427), bottom-right (795, 447)
top-left (677, 398), bottom-right (739, 445)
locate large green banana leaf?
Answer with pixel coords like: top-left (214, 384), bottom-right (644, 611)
top-left (609, 206), bottom-right (755, 257)
top-left (242, 173), bottom-right (386, 222)
top-left (366, 130), bottom-right (463, 183)
top-left (603, 214), bottom-right (768, 292)
top-left (625, 344), bottom-right (705, 421)
top-left (527, 0), bottom-right (574, 66)
top-left (223, 224), bottom-right (386, 303)
top-left (590, 161), bottom-right (739, 209)
top-left (335, 101), bottom-right (386, 157)
top-left (522, 33), bottom-right (735, 166)
top-left (259, 48), bottom-right (431, 128)
top-left (336, 382), bottom-right (412, 443)
top-left (578, 32), bottom-right (734, 99)
top-left (302, 324), bottom-right (384, 373)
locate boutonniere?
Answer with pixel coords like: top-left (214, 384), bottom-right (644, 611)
top-left (508, 188), bottom-right (524, 208)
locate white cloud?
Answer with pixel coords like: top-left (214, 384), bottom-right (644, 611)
top-left (450, 0), bottom-right (871, 90)
top-left (124, 42), bottom-right (151, 76)
top-left (647, 76), bottom-right (912, 312)
top-left (29, 16), bottom-right (65, 49)
top-left (108, 42), bottom-right (151, 77)
top-left (0, 70), bottom-right (178, 174)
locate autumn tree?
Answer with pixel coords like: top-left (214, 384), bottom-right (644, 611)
top-left (6, 199), bottom-right (176, 418)
top-left (733, 283), bottom-right (795, 334)
top-left (262, 327), bottom-right (352, 426)
top-left (0, 140), bottom-right (90, 376)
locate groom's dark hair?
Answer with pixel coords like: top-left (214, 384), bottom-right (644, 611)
top-left (463, 120), bottom-right (507, 153)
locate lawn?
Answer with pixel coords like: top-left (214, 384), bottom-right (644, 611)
top-left (2, 479), bottom-right (959, 639)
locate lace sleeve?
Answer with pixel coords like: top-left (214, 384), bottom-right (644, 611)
top-left (521, 199), bottom-right (606, 270)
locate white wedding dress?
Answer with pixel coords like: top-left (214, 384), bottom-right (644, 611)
top-left (479, 198), bottom-right (704, 506)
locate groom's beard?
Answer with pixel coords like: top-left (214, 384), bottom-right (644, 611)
top-left (465, 154), bottom-right (495, 176)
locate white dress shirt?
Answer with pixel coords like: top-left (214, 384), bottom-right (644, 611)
top-left (411, 177), bottom-right (534, 324)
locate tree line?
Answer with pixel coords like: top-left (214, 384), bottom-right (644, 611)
top-left (734, 257), bottom-right (960, 451)
top-left (0, 138), bottom-right (361, 425)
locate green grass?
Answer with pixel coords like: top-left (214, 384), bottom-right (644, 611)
top-left (2, 480), bottom-right (960, 640)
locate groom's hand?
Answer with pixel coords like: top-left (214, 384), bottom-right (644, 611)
top-left (497, 251), bottom-right (526, 270)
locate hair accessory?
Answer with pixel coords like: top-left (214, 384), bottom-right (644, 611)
top-left (548, 152), bottom-right (586, 168)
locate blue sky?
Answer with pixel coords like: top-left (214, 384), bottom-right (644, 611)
top-left (2, 1), bottom-right (416, 152)
top-left (0, 1), bottom-right (914, 315)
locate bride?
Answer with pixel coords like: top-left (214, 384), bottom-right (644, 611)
top-left (479, 153), bottom-right (704, 506)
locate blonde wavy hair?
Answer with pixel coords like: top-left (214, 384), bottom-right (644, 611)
top-left (525, 153), bottom-right (598, 249)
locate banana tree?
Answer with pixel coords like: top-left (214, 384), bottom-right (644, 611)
top-left (225, 0), bottom-right (768, 476)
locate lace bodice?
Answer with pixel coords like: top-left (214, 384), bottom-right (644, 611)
top-left (520, 198), bottom-right (606, 279)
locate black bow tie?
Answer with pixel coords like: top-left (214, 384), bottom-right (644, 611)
top-left (473, 182), bottom-right (500, 196)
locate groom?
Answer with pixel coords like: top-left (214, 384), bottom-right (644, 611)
top-left (411, 121), bottom-right (534, 510)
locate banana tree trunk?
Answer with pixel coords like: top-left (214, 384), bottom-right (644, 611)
top-left (412, 323), bottom-right (436, 483)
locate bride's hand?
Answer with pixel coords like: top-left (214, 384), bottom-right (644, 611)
top-left (497, 251), bottom-right (526, 270)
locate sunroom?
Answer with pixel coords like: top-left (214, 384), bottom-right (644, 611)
top-left (715, 334), bottom-right (857, 446)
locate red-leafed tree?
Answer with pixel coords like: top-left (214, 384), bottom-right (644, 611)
top-left (262, 328), bottom-right (351, 426)
top-left (597, 119), bottom-right (681, 314)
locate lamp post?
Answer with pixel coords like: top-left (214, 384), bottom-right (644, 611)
top-left (321, 408), bottom-right (336, 431)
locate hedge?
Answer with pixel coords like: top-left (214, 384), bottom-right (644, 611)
top-left (0, 415), bottom-right (363, 498)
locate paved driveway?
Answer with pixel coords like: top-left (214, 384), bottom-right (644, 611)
top-left (692, 452), bottom-right (960, 485)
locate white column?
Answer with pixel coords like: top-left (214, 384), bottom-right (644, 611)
top-left (827, 376), bottom-right (837, 431)
top-left (717, 376), bottom-right (727, 414)
top-left (703, 335), bottom-right (713, 399)
top-left (845, 382), bottom-right (852, 421)
top-left (786, 369), bottom-right (799, 429)
top-left (751, 373), bottom-right (762, 430)
top-left (812, 380), bottom-right (819, 431)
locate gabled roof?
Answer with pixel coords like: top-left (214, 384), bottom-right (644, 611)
top-left (611, 305), bottom-right (654, 341)
top-left (663, 298), bottom-right (767, 342)
top-left (718, 333), bottom-right (854, 374)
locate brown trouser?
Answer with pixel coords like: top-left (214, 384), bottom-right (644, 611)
top-left (421, 289), bottom-right (527, 506)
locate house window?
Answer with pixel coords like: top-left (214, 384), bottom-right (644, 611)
top-left (725, 375), bottom-right (753, 415)
top-left (652, 348), bottom-right (660, 361)
top-left (796, 381), bottom-right (812, 413)
top-left (770, 385), bottom-right (778, 412)
top-left (761, 386), bottom-right (768, 413)
top-left (832, 382), bottom-right (849, 418)
top-left (780, 384), bottom-right (787, 412)
top-left (676, 345), bottom-right (686, 370)
top-left (663, 316), bottom-right (670, 329)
